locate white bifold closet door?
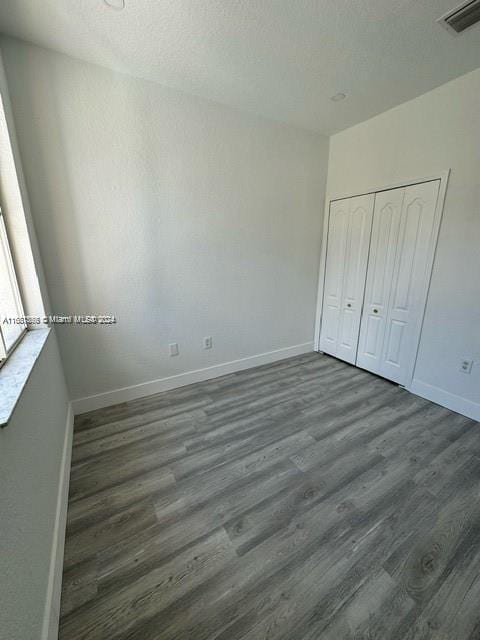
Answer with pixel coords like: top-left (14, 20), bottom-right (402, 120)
top-left (356, 180), bottom-right (440, 384)
top-left (319, 193), bottom-right (374, 364)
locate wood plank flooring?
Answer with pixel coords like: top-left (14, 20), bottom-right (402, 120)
top-left (60, 352), bottom-right (480, 640)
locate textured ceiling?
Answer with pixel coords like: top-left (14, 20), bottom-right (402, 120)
top-left (0, 0), bottom-right (479, 133)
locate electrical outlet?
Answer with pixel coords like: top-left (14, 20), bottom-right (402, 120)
top-left (203, 336), bottom-right (212, 350)
top-left (460, 359), bottom-right (473, 374)
top-left (169, 342), bottom-right (179, 357)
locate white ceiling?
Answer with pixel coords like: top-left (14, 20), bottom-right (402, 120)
top-left (0, 0), bottom-right (479, 134)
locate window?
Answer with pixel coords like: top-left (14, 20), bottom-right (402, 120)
top-left (0, 203), bottom-right (25, 365)
top-left (0, 90), bottom-right (50, 425)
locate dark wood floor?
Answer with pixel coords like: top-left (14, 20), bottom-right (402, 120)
top-left (60, 352), bottom-right (480, 640)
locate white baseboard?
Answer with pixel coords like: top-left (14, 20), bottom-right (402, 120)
top-left (409, 379), bottom-right (480, 422)
top-left (72, 342), bottom-right (313, 415)
top-left (41, 403), bottom-right (74, 640)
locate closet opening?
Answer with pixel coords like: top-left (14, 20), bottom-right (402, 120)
top-left (315, 172), bottom-right (449, 390)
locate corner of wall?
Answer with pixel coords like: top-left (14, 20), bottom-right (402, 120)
top-left (41, 402), bottom-right (74, 640)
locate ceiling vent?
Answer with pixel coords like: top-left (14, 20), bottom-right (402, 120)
top-left (438, 0), bottom-right (480, 33)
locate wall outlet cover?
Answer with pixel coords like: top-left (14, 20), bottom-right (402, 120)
top-left (460, 359), bottom-right (473, 374)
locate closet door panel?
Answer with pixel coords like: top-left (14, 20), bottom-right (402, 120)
top-left (319, 194), bottom-right (374, 362)
top-left (383, 320), bottom-right (405, 366)
top-left (364, 313), bottom-right (382, 356)
top-left (381, 180), bottom-right (440, 384)
top-left (356, 188), bottom-right (404, 373)
top-left (319, 199), bottom-right (349, 355)
top-left (336, 194), bottom-right (374, 364)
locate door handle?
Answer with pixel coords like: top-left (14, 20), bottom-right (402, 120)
top-left (373, 309), bottom-right (378, 313)
top-left (347, 303), bottom-right (352, 308)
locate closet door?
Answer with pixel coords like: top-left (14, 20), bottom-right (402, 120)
top-left (356, 188), bottom-right (404, 374)
top-left (319, 198), bottom-right (348, 357)
top-left (319, 193), bottom-right (374, 364)
top-left (357, 180), bottom-right (440, 384)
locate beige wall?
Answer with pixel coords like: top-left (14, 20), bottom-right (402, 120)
top-left (1, 37), bottom-right (329, 406)
top-left (326, 67), bottom-right (480, 419)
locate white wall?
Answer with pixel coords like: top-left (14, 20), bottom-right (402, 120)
top-left (326, 67), bottom-right (480, 420)
top-left (1, 37), bottom-right (329, 407)
top-left (0, 333), bottom-right (71, 640)
top-left (0, 47), bottom-right (71, 640)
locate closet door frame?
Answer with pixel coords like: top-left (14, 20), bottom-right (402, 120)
top-left (314, 169), bottom-right (450, 390)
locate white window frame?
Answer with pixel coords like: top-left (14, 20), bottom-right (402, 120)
top-left (0, 203), bottom-right (27, 366)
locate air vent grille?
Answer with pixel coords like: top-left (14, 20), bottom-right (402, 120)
top-left (439, 0), bottom-right (480, 33)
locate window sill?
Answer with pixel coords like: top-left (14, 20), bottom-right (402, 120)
top-left (0, 328), bottom-right (51, 427)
